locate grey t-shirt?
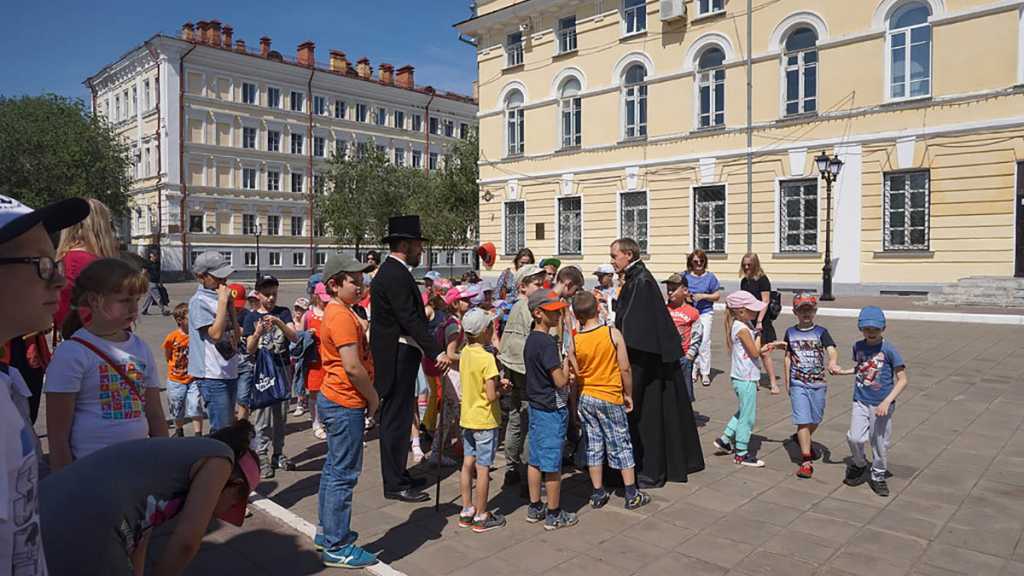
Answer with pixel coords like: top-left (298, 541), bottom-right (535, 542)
top-left (40, 438), bottom-right (234, 575)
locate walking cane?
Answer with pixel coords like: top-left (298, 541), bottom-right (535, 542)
top-left (434, 372), bottom-right (447, 512)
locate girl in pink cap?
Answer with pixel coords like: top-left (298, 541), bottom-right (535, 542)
top-left (714, 291), bottom-right (778, 467)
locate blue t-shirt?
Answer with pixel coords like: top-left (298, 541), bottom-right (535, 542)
top-left (684, 272), bottom-right (720, 315)
top-left (187, 286), bottom-right (239, 379)
top-left (784, 325), bottom-right (836, 389)
top-left (852, 339), bottom-right (905, 406)
top-left (524, 331), bottom-right (566, 411)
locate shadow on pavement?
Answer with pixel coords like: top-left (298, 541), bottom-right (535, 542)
top-left (364, 505), bottom-right (454, 563)
top-left (147, 521), bottom-right (324, 575)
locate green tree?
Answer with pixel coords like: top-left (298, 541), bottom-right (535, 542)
top-left (417, 132), bottom-right (480, 269)
top-left (0, 94), bottom-right (132, 214)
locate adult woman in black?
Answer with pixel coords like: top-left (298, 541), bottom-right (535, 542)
top-left (738, 252), bottom-right (779, 394)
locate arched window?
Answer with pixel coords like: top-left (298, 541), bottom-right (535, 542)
top-left (888, 2), bottom-right (931, 99)
top-left (784, 27), bottom-right (818, 115)
top-left (504, 89), bottom-right (524, 156)
top-left (697, 47), bottom-right (726, 128)
top-left (623, 64), bottom-right (647, 139)
top-left (559, 77), bottom-right (582, 149)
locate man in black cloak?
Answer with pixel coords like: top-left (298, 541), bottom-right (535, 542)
top-left (611, 238), bottom-right (705, 487)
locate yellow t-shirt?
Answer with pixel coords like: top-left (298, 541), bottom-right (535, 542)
top-left (459, 344), bottom-right (501, 430)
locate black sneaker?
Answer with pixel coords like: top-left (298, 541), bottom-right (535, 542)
top-left (525, 503), bottom-right (546, 524)
top-left (174, 428), bottom-right (185, 438)
top-left (624, 491), bottom-right (652, 510)
top-left (273, 455), bottom-right (296, 471)
top-left (844, 464), bottom-right (868, 486)
top-left (590, 491), bottom-right (610, 509)
top-left (869, 479), bottom-right (890, 497)
top-left (472, 511), bottom-right (507, 533)
top-left (713, 438), bottom-right (733, 455)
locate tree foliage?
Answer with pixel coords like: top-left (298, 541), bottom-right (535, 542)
top-left (0, 94), bottom-right (132, 215)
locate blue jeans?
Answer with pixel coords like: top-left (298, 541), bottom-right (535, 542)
top-left (236, 359), bottom-right (253, 408)
top-left (680, 358), bottom-right (695, 403)
top-left (196, 378), bottom-right (238, 432)
top-left (317, 394), bottom-right (365, 551)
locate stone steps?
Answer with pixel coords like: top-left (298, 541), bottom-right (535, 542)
top-left (928, 276), bottom-right (1024, 308)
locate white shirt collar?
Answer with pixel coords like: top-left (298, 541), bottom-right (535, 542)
top-left (388, 253), bottom-right (414, 273)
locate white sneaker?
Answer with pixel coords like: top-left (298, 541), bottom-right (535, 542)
top-left (292, 404), bottom-right (306, 417)
top-left (412, 446), bottom-right (425, 463)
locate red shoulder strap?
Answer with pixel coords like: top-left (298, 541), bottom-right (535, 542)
top-left (69, 337), bottom-right (144, 404)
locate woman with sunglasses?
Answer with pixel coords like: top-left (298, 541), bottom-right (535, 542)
top-left (683, 250), bottom-right (721, 387)
top-left (738, 253), bottom-right (780, 394)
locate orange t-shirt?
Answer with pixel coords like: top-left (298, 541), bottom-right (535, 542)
top-left (162, 329), bottom-right (192, 384)
top-left (573, 325), bottom-right (623, 405)
top-left (320, 301), bottom-right (374, 409)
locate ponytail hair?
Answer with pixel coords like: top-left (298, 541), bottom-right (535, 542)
top-left (61, 257), bottom-right (149, 340)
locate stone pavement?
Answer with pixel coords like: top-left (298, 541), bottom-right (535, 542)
top-left (123, 282), bottom-right (1024, 575)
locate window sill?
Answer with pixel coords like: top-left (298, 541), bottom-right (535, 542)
top-left (872, 250), bottom-right (934, 259)
top-left (504, 152), bottom-right (524, 160)
top-left (555, 145), bottom-right (581, 154)
top-left (555, 254), bottom-right (584, 260)
top-left (692, 125), bottom-right (727, 135)
top-left (705, 252), bottom-right (729, 260)
top-left (618, 136), bottom-right (648, 145)
top-left (553, 49), bottom-right (578, 60)
top-left (691, 10), bottom-right (727, 24)
top-left (881, 95), bottom-right (932, 108)
top-left (773, 252), bottom-right (821, 259)
top-left (776, 111), bottom-right (819, 125)
top-left (619, 30), bottom-right (647, 42)
top-left (503, 63), bottom-right (525, 73)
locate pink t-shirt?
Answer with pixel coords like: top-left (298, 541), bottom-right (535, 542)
top-left (54, 250), bottom-right (98, 331)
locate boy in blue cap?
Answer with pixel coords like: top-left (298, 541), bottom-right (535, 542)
top-left (841, 306), bottom-right (908, 497)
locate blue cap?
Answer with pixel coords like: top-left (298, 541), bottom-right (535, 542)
top-left (424, 271), bottom-right (442, 282)
top-left (858, 306), bottom-right (886, 329)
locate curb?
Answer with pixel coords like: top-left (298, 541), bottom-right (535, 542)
top-left (711, 303), bottom-right (1024, 326)
top-left (248, 493), bottom-right (407, 576)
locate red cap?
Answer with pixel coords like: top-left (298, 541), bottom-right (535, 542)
top-left (793, 293), bottom-right (818, 309)
top-left (227, 283), bottom-right (247, 309)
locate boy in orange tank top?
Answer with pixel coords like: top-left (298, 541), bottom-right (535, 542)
top-left (571, 292), bottom-right (651, 511)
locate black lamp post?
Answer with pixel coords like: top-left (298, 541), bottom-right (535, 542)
top-left (255, 222), bottom-right (263, 280)
top-left (815, 151), bottom-right (844, 301)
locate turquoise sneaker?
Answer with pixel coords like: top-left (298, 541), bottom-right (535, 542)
top-left (322, 543), bottom-right (378, 569)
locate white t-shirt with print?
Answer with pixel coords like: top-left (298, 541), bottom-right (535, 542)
top-left (0, 366), bottom-right (47, 575)
top-left (43, 328), bottom-right (160, 461)
top-left (730, 320), bottom-right (761, 382)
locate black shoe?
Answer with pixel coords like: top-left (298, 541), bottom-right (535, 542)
top-left (384, 489), bottom-right (431, 503)
top-left (590, 490), bottom-right (610, 509)
top-left (868, 479), bottom-right (890, 497)
top-left (844, 464), bottom-right (868, 486)
top-left (503, 468), bottom-right (522, 487)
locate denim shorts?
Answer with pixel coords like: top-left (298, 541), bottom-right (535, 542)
top-left (528, 406), bottom-right (568, 473)
top-left (236, 364), bottom-right (253, 408)
top-left (790, 384), bottom-right (827, 425)
top-left (462, 428), bottom-right (500, 468)
top-left (167, 380), bottom-right (205, 419)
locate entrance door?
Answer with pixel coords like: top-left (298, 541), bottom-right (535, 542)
top-left (1018, 162), bottom-right (1024, 277)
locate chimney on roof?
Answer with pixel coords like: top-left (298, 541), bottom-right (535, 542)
top-left (395, 65), bottom-right (415, 89)
top-left (297, 41), bottom-right (315, 67)
top-left (235, 39), bottom-right (246, 53)
top-left (222, 26), bottom-right (233, 49)
top-left (195, 21), bottom-right (209, 44)
top-left (356, 58), bottom-right (372, 79)
top-left (209, 20), bottom-right (223, 47)
top-left (259, 36), bottom-right (271, 57)
top-left (379, 64), bottom-right (394, 85)
top-left (181, 22), bottom-right (195, 42)
top-left (329, 50), bottom-right (349, 74)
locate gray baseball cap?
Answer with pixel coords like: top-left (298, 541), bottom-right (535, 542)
top-left (323, 253), bottom-right (373, 282)
top-left (192, 251), bottom-right (234, 278)
top-left (461, 307), bottom-right (495, 336)
top-left (513, 264), bottom-right (544, 287)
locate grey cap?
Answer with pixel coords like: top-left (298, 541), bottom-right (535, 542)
top-left (461, 307), bottom-right (495, 336)
top-left (323, 253), bottom-right (373, 282)
top-left (192, 251), bottom-right (234, 278)
top-left (513, 264), bottom-right (544, 287)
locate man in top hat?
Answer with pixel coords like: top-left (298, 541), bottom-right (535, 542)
top-left (371, 215), bottom-right (450, 502)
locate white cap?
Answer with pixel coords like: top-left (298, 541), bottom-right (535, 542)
top-left (461, 307), bottom-right (495, 336)
top-left (593, 264), bottom-right (615, 276)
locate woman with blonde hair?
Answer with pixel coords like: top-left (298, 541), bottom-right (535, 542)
top-left (736, 252), bottom-right (780, 394)
top-left (53, 198), bottom-right (120, 332)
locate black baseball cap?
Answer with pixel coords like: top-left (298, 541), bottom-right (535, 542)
top-left (0, 195), bottom-right (90, 244)
top-left (254, 274), bottom-right (280, 290)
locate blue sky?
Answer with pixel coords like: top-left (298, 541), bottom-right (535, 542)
top-left (0, 0), bottom-right (479, 101)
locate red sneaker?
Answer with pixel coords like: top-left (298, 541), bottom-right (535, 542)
top-left (796, 462), bottom-right (814, 479)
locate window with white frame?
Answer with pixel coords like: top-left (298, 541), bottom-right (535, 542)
top-left (131, 87), bottom-right (137, 116)
top-left (244, 251), bottom-right (257, 267)
top-left (242, 214), bottom-right (258, 235)
top-left (412, 114), bottom-right (423, 132)
top-left (267, 87), bottom-right (281, 108)
top-left (394, 147), bottom-right (405, 166)
top-left (290, 90), bottom-right (304, 112)
top-left (505, 89), bottom-right (525, 156)
top-left (784, 27), bottom-right (818, 115)
top-left (314, 136), bottom-right (325, 157)
top-left (445, 252), bottom-right (453, 265)
top-left (375, 107), bottom-right (387, 126)
top-left (291, 133), bottom-right (303, 155)
top-left (267, 170), bottom-right (280, 191)
top-left (558, 16), bottom-right (578, 54)
top-left (356, 142), bottom-right (369, 159)
top-left (219, 251), bottom-right (233, 266)
top-left (267, 130), bottom-right (281, 152)
top-left (558, 196), bottom-right (582, 255)
top-left (694, 185), bottom-right (726, 253)
top-left (242, 82), bottom-right (257, 105)
top-left (189, 214), bottom-right (204, 233)
top-left (504, 201), bottom-right (525, 254)
top-left (779, 179), bottom-right (818, 252)
top-left (506, 32), bottom-right (524, 67)
top-left (444, 119), bottom-right (455, 137)
top-left (242, 127), bottom-right (257, 149)
top-left (623, 64), bottom-right (647, 139)
top-left (269, 251), bottom-right (282, 267)
top-left (620, 191), bottom-right (648, 252)
top-left (291, 216), bottom-right (304, 236)
top-left (316, 251), bottom-right (327, 266)
top-left (313, 95), bottom-right (327, 115)
top-left (884, 171), bottom-right (930, 250)
top-left (242, 167), bottom-right (257, 190)
top-left (623, 0), bottom-right (647, 34)
top-left (888, 2), bottom-right (932, 100)
top-left (291, 173), bottom-right (304, 193)
top-left (266, 215), bottom-right (281, 236)
top-left (376, 144), bottom-right (387, 157)
top-left (143, 79), bottom-right (151, 110)
top-left (460, 122), bottom-right (470, 139)
top-left (461, 252), bottom-right (470, 265)
top-left (394, 110), bottom-right (405, 129)
top-left (698, 47), bottom-right (726, 128)
top-left (697, 0), bottom-right (724, 16)
top-left (293, 251), bottom-right (306, 267)
top-left (429, 152), bottom-right (439, 170)
top-left (412, 149), bottom-right (422, 168)
top-left (335, 139), bottom-right (347, 159)
top-left (559, 78), bottom-right (582, 149)
top-left (431, 251), bottom-right (440, 265)
top-left (429, 117), bottom-right (440, 135)
top-left (190, 250), bottom-right (200, 265)
top-left (356, 103), bottom-right (368, 122)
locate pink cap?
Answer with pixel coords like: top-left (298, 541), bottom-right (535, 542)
top-left (444, 284), bottom-right (480, 306)
top-left (313, 282), bottom-right (330, 303)
top-left (725, 290), bottom-right (766, 312)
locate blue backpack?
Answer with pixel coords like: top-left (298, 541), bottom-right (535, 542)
top-left (250, 348), bottom-right (291, 409)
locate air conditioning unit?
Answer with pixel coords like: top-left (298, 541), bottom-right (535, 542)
top-left (660, 0), bottom-right (686, 22)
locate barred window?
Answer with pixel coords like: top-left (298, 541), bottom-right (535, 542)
top-left (694, 185), bottom-right (726, 253)
top-left (557, 196), bottom-right (582, 255)
top-left (884, 171), bottom-right (930, 250)
top-left (504, 201), bottom-right (525, 255)
top-left (620, 191), bottom-right (648, 253)
top-left (780, 180), bottom-right (818, 252)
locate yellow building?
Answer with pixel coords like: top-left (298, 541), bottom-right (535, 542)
top-left (457, 0), bottom-right (1024, 292)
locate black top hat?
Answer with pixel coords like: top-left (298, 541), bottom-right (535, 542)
top-left (382, 215), bottom-right (429, 243)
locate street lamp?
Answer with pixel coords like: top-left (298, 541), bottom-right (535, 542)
top-left (815, 151), bottom-right (844, 301)
top-left (255, 222), bottom-right (263, 280)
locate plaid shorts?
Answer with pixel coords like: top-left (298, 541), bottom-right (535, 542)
top-left (578, 393), bottom-right (635, 470)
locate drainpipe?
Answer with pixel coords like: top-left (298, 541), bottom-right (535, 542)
top-left (179, 42), bottom-right (197, 272)
top-left (307, 67), bottom-right (315, 275)
top-left (745, 0), bottom-right (753, 252)
top-left (145, 42), bottom-right (163, 254)
top-left (423, 87), bottom-right (436, 176)
top-left (86, 79), bottom-right (97, 118)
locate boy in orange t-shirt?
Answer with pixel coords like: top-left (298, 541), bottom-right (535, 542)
top-left (314, 254), bottom-right (379, 569)
top-left (163, 303), bottom-right (205, 437)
